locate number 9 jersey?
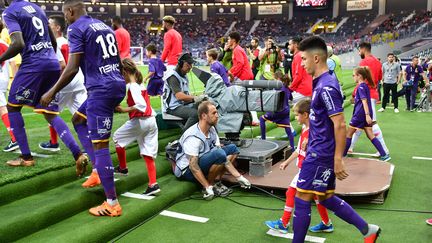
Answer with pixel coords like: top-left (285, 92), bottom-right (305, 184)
top-left (67, 15), bottom-right (125, 98)
top-left (1, 0), bottom-right (60, 73)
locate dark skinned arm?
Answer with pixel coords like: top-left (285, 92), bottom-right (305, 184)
top-left (48, 27), bottom-right (57, 52)
top-left (0, 32), bottom-right (24, 63)
top-left (40, 53), bottom-right (81, 106)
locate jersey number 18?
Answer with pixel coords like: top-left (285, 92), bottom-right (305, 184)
top-left (96, 33), bottom-right (118, 59)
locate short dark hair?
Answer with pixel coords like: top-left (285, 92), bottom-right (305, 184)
top-left (387, 53), bottom-right (395, 57)
top-left (291, 36), bottom-right (303, 45)
top-left (206, 48), bottom-right (218, 60)
top-left (112, 16), bottom-right (122, 25)
top-left (228, 31), bottom-right (241, 43)
top-left (359, 42), bottom-right (371, 51)
top-left (412, 56), bottom-right (419, 60)
top-left (49, 15), bottom-right (66, 32)
top-left (198, 101), bottom-right (214, 119)
top-left (294, 98), bottom-right (311, 115)
top-left (146, 44), bottom-right (157, 54)
top-left (252, 37), bottom-right (259, 44)
top-left (298, 36), bottom-right (327, 53)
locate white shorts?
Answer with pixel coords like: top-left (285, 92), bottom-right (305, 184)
top-left (113, 116), bottom-right (159, 158)
top-left (0, 91), bottom-right (6, 107)
top-left (290, 171), bottom-right (300, 188)
top-left (292, 92), bottom-right (308, 105)
top-left (57, 89), bottom-right (87, 115)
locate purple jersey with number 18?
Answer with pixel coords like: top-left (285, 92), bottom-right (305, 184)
top-left (67, 15), bottom-right (125, 97)
top-left (2, 0), bottom-right (59, 73)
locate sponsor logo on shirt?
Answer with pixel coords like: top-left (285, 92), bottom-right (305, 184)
top-left (99, 63), bottom-right (120, 75)
top-left (31, 41), bottom-right (53, 52)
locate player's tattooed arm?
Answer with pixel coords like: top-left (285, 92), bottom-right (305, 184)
top-left (188, 155), bottom-right (210, 188)
top-left (0, 32), bottom-right (24, 63)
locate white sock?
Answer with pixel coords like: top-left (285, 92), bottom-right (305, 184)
top-left (350, 130), bottom-right (362, 150)
top-left (92, 168), bottom-right (97, 172)
top-left (251, 111), bottom-right (259, 123)
top-left (372, 124), bottom-right (389, 154)
top-left (107, 199), bottom-right (118, 206)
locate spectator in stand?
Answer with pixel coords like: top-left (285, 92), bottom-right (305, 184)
top-left (288, 36), bottom-right (313, 104)
top-left (246, 37), bottom-right (260, 79)
top-left (378, 53), bottom-right (402, 113)
top-left (161, 16), bottom-right (183, 75)
top-left (258, 36), bottom-right (283, 80)
top-left (111, 16), bottom-right (131, 59)
top-left (349, 42), bottom-right (389, 155)
top-left (206, 48), bottom-right (230, 87)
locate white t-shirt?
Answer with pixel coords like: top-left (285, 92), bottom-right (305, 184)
top-left (56, 36), bottom-right (85, 93)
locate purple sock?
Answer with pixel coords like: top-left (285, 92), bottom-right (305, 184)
top-left (344, 137), bottom-right (352, 156)
top-left (74, 123), bottom-right (96, 166)
top-left (371, 137), bottom-right (386, 157)
top-left (50, 116), bottom-right (81, 160)
top-left (285, 127), bottom-right (295, 152)
top-left (95, 148), bottom-right (117, 200)
top-left (8, 112), bottom-right (31, 158)
top-left (293, 197), bottom-right (311, 243)
top-left (259, 116), bottom-right (266, 140)
top-left (320, 195), bottom-right (368, 235)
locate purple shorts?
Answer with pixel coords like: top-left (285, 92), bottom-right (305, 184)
top-left (296, 159), bottom-right (336, 196)
top-left (262, 111), bottom-right (291, 127)
top-left (8, 70), bottom-right (61, 114)
top-left (349, 116), bottom-right (372, 129)
top-left (78, 94), bottom-right (124, 143)
top-left (147, 78), bottom-right (163, 96)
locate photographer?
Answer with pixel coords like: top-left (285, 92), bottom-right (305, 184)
top-left (217, 38), bottom-right (233, 70)
top-left (246, 37), bottom-right (261, 79)
top-left (258, 36), bottom-right (283, 80)
top-left (282, 43), bottom-right (294, 78)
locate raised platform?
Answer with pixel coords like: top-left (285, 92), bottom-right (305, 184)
top-left (226, 140), bottom-right (395, 204)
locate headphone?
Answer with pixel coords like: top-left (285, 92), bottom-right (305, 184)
top-left (177, 52), bottom-right (193, 68)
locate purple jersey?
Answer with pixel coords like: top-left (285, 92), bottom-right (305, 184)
top-left (352, 82), bottom-right (373, 123)
top-left (68, 16), bottom-right (125, 97)
top-left (307, 72), bottom-right (344, 162)
top-left (210, 61), bottom-right (230, 87)
top-left (2, 0), bottom-right (59, 73)
top-left (405, 65), bottom-right (423, 84)
top-left (148, 57), bottom-right (166, 80)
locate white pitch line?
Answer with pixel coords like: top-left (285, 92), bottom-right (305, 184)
top-left (160, 210), bottom-right (209, 223)
top-left (412, 156), bottom-right (432, 161)
top-left (121, 192), bottom-right (154, 200)
top-left (349, 152), bottom-right (379, 157)
top-left (85, 176), bottom-right (119, 182)
top-left (266, 230), bottom-right (326, 243)
top-left (13, 151), bottom-right (52, 158)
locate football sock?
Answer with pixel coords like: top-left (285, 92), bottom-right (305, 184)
top-left (1, 113), bottom-right (15, 142)
top-left (349, 130), bottom-right (362, 150)
top-left (144, 155), bottom-right (157, 185)
top-left (320, 195), bottom-right (368, 235)
top-left (95, 148), bottom-right (117, 201)
top-left (281, 186), bottom-right (296, 226)
top-left (50, 116), bottom-right (81, 160)
top-left (115, 146), bottom-right (127, 169)
top-left (371, 137), bottom-right (386, 157)
top-left (315, 197), bottom-right (330, 225)
top-left (49, 124), bottom-right (58, 144)
top-left (74, 123), bottom-right (96, 167)
top-left (107, 198), bottom-right (118, 206)
top-left (372, 124), bottom-right (389, 154)
top-left (259, 116), bottom-right (266, 140)
top-left (292, 197), bottom-right (311, 243)
top-left (285, 127), bottom-right (295, 152)
top-left (8, 112), bottom-right (31, 158)
top-left (344, 137), bottom-right (352, 156)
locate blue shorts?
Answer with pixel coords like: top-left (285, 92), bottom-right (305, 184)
top-left (83, 94), bottom-right (124, 143)
top-left (182, 144), bottom-right (239, 182)
top-left (8, 70), bottom-right (61, 114)
top-left (296, 159), bottom-right (336, 196)
top-left (147, 78), bottom-right (163, 96)
top-left (262, 111), bottom-right (291, 127)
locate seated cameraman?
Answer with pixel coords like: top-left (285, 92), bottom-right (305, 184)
top-left (175, 101), bottom-right (251, 200)
top-left (162, 53), bottom-right (206, 132)
top-left (258, 36), bottom-right (283, 80)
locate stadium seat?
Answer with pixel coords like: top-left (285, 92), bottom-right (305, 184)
top-left (160, 96), bottom-right (185, 129)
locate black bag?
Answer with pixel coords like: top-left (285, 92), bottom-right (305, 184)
top-left (165, 140), bottom-right (180, 173)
